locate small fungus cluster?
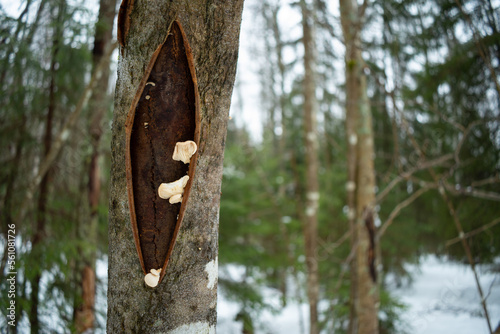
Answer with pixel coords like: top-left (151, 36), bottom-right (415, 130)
top-left (158, 175), bottom-right (189, 203)
top-left (144, 268), bottom-right (162, 288)
top-left (145, 141), bottom-right (197, 288)
top-left (172, 140), bottom-right (197, 164)
top-left (157, 140), bottom-right (197, 204)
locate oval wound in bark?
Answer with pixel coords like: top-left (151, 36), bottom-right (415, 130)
top-left (125, 20), bottom-right (200, 285)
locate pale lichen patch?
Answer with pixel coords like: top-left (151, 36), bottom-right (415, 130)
top-left (306, 192), bottom-right (320, 201)
top-left (61, 129), bottom-right (70, 141)
top-left (167, 321), bottom-right (215, 334)
top-left (305, 206), bottom-right (316, 217)
top-left (345, 181), bottom-right (356, 192)
top-left (305, 192), bottom-right (319, 217)
top-left (205, 257), bottom-right (218, 289)
top-left (349, 134), bottom-right (357, 145)
top-left (347, 207), bottom-right (356, 220)
top-left (306, 131), bottom-right (317, 142)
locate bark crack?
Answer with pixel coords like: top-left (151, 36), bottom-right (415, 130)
top-left (146, 105), bottom-right (160, 268)
top-left (364, 207), bottom-right (377, 283)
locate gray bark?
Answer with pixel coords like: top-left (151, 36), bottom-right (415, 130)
top-left (339, 0), bottom-right (379, 333)
top-left (301, 1), bottom-right (319, 333)
top-left (107, 1), bottom-right (244, 332)
top-left (75, 0), bottom-right (117, 332)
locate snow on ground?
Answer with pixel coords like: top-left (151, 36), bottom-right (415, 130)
top-left (10, 253), bottom-right (497, 333)
top-left (217, 255), bottom-right (500, 334)
top-left (391, 255), bottom-right (500, 334)
top-left (217, 284), bottom-right (311, 334)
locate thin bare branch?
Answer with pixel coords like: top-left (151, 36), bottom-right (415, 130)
top-left (386, 28), bottom-right (495, 333)
top-left (471, 174), bottom-right (500, 187)
top-left (332, 240), bottom-right (357, 295)
top-left (454, 118), bottom-right (500, 165)
top-left (444, 182), bottom-right (500, 202)
top-left (318, 230), bottom-right (351, 259)
top-left (429, 107), bottom-right (466, 132)
top-left (376, 154), bottom-right (453, 204)
top-left (358, 0), bottom-right (368, 21)
top-left (378, 185), bottom-right (435, 238)
top-left (446, 217), bottom-right (500, 247)
top-left (442, 187), bottom-right (494, 334)
top-left (454, 0), bottom-right (500, 97)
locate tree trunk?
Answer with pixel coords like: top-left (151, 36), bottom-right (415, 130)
top-left (30, 5), bottom-right (61, 329)
top-left (107, 1), bottom-right (244, 332)
top-left (339, 0), bottom-right (379, 333)
top-left (74, 0), bottom-right (117, 332)
top-left (301, 1), bottom-right (319, 333)
top-left (0, 118), bottom-right (24, 279)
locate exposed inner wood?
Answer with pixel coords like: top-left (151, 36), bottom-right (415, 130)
top-left (129, 22), bottom-right (196, 272)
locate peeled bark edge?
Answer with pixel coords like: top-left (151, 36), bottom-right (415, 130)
top-left (117, 0), bottom-right (134, 48)
top-left (124, 20), bottom-right (201, 284)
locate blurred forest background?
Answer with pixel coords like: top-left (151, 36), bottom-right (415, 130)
top-left (0, 0), bottom-right (499, 333)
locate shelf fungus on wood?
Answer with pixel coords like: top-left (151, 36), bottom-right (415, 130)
top-left (125, 20), bottom-right (200, 287)
top-left (158, 175), bottom-right (189, 203)
top-left (172, 140), bottom-right (198, 164)
top-left (144, 268), bottom-right (162, 288)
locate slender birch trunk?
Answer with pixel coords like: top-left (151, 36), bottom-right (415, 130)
top-left (301, 1), bottom-right (320, 333)
top-left (339, 0), bottom-right (379, 333)
top-left (74, 0), bottom-right (117, 332)
top-left (30, 3), bottom-right (62, 329)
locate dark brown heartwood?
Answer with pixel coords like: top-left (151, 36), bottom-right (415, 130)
top-left (125, 20), bottom-right (200, 285)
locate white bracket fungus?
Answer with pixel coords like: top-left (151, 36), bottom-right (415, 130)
top-left (144, 268), bottom-right (162, 288)
top-left (169, 193), bottom-right (183, 204)
top-left (172, 141), bottom-right (197, 164)
top-left (158, 175), bottom-right (189, 201)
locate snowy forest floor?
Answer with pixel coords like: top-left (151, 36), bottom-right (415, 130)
top-left (215, 255), bottom-right (500, 334)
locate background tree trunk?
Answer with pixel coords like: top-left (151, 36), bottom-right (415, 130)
top-left (30, 2), bottom-right (63, 330)
top-left (339, 0), bottom-right (380, 333)
top-left (74, 0), bottom-right (117, 332)
top-left (301, 1), bottom-right (320, 333)
top-left (107, 1), bottom-right (244, 332)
